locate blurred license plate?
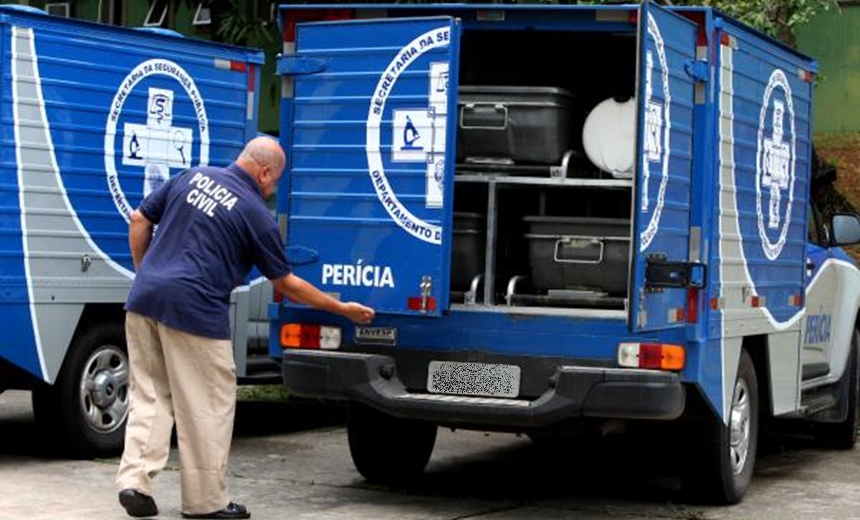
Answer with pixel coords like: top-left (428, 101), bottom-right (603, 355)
top-left (427, 361), bottom-right (521, 398)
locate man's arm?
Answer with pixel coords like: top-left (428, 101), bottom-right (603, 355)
top-left (272, 273), bottom-right (375, 324)
top-left (129, 209), bottom-right (154, 270)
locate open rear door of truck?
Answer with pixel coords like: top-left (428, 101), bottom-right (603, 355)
top-left (630, 1), bottom-right (698, 332)
top-left (279, 16), bottom-right (462, 317)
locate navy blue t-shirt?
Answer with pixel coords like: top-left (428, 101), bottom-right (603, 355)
top-left (125, 163), bottom-right (291, 339)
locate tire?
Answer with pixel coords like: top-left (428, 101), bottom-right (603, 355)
top-left (681, 349), bottom-right (759, 505)
top-left (814, 329), bottom-right (859, 449)
top-left (347, 403), bottom-right (437, 484)
top-left (32, 322), bottom-right (129, 457)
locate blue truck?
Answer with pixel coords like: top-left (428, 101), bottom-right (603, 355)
top-left (271, 2), bottom-right (860, 504)
top-left (0, 5), bottom-right (276, 456)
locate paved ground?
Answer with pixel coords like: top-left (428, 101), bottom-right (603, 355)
top-left (1, 389), bottom-right (860, 520)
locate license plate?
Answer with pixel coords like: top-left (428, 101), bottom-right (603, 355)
top-left (354, 326), bottom-right (396, 346)
top-left (427, 361), bottom-right (521, 398)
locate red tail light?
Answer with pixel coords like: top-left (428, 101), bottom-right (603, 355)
top-left (618, 342), bottom-right (685, 371)
top-left (280, 324), bottom-right (341, 350)
top-left (686, 287), bottom-right (699, 324)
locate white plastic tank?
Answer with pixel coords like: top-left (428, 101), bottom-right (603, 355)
top-left (581, 96), bottom-right (636, 179)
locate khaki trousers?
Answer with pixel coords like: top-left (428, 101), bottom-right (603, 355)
top-left (116, 312), bottom-right (237, 515)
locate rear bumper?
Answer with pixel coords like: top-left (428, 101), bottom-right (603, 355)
top-left (282, 350), bottom-right (685, 428)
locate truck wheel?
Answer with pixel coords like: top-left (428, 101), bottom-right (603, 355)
top-left (814, 329), bottom-right (859, 449)
top-left (32, 322), bottom-right (129, 457)
top-left (347, 403), bottom-right (436, 484)
top-left (681, 349), bottom-right (758, 505)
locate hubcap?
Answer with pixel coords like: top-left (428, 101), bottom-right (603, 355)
top-left (79, 345), bottom-right (129, 434)
top-left (729, 377), bottom-right (751, 475)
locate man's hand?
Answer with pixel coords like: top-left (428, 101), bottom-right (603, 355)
top-left (341, 302), bottom-right (375, 324)
top-left (273, 273), bottom-right (375, 324)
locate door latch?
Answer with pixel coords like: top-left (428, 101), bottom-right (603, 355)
top-left (645, 256), bottom-right (707, 290)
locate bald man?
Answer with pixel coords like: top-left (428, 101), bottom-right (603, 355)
top-left (116, 137), bottom-right (374, 519)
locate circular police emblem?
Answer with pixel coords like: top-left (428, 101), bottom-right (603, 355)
top-left (104, 59), bottom-right (210, 222)
top-left (756, 69), bottom-right (795, 261)
top-left (640, 13), bottom-right (671, 252)
top-left (367, 26), bottom-right (451, 245)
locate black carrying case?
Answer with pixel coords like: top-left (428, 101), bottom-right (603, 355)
top-left (456, 86), bottom-right (575, 165)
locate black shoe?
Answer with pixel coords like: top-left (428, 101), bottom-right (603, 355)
top-left (118, 489), bottom-right (158, 518)
top-left (181, 502), bottom-right (250, 519)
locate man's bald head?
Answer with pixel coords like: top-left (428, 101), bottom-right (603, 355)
top-left (238, 136), bottom-right (285, 173)
top-left (236, 136), bottom-right (285, 200)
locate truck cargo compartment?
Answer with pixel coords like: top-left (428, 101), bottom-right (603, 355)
top-left (447, 29), bottom-right (636, 311)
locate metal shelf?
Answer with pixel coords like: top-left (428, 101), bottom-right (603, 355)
top-left (455, 174), bottom-right (632, 188)
top-left (453, 161), bottom-right (632, 307)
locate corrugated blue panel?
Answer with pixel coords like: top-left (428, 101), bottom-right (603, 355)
top-left (286, 17), bottom-right (460, 316)
top-left (630, 2), bottom-right (697, 332)
top-left (0, 8), bottom-right (263, 379)
top-left (33, 31), bottom-right (260, 272)
top-left (728, 20), bottom-right (812, 324)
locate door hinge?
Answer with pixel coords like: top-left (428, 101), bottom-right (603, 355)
top-left (284, 246), bottom-right (320, 266)
top-left (684, 60), bottom-right (709, 82)
top-left (276, 56), bottom-right (327, 76)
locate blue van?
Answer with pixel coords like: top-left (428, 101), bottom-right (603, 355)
top-left (0, 5), bottom-right (268, 456)
top-left (272, 2), bottom-right (860, 504)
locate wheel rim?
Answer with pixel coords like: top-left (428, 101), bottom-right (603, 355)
top-left (729, 377), bottom-right (751, 475)
top-left (79, 344), bottom-right (129, 434)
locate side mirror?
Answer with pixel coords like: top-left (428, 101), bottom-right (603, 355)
top-left (831, 213), bottom-right (860, 246)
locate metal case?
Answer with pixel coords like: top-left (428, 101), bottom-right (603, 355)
top-left (523, 216), bottom-right (630, 295)
top-left (456, 86), bottom-right (575, 165)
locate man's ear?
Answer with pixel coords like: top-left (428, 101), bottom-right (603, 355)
top-left (258, 165), bottom-right (270, 186)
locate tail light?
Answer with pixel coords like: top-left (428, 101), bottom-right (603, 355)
top-left (686, 287), bottom-right (699, 324)
top-left (618, 342), bottom-right (685, 371)
top-left (280, 323), bottom-right (342, 350)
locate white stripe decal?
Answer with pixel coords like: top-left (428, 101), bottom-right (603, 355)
top-left (25, 28), bottom-right (133, 280)
top-left (11, 27), bottom-right (48, 382)
top-left (718, 43), bottom-right (732, 421)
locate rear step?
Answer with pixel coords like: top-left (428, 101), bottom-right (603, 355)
top-left (799, 386), bottom-right (838, 418)
top-left (401, 392), bottom-right (531, 407)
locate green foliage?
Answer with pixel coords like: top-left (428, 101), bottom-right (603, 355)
top-left (237, 384), bottom-right (292, 402)
top-left (684, 0), bottom-right (839, 45)
top-left (583, 0), bottom-right (840, 45)
top-left (212, 0), bottom-right (278, 49)
top-left (176, 0), bottom-right (279, 49)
